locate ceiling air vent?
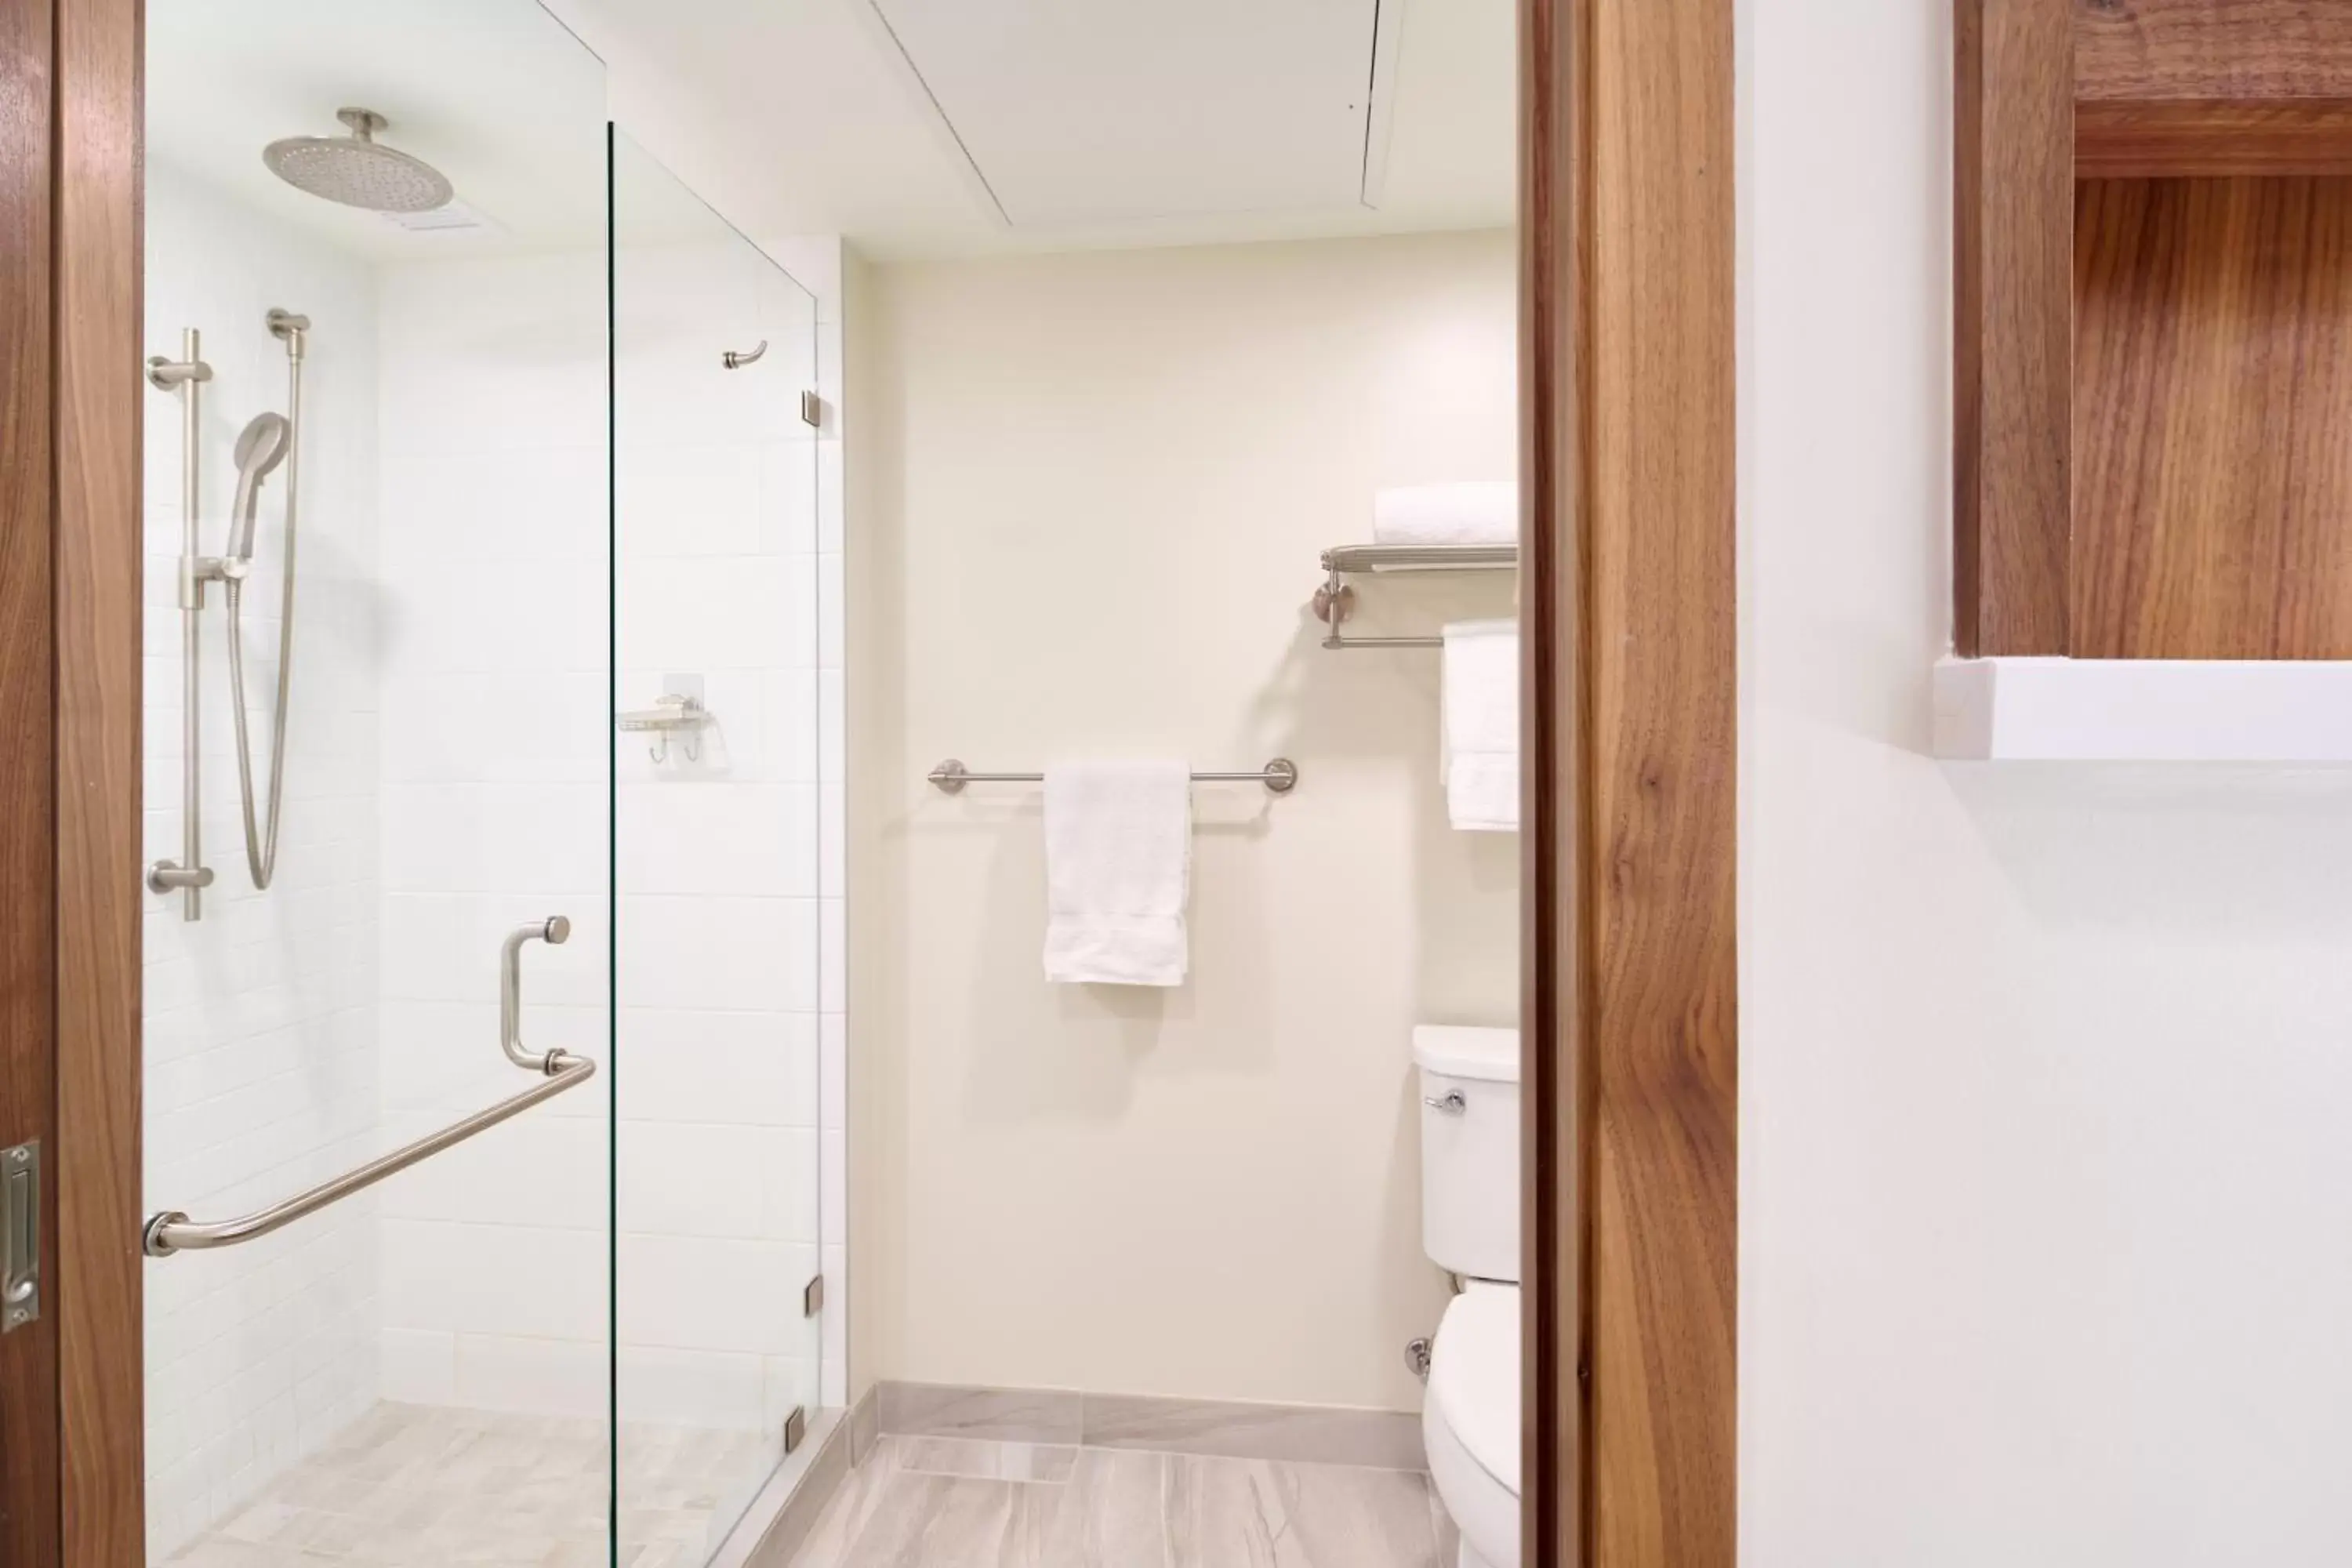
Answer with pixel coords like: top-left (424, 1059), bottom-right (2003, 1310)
top-left (379, 198), bottom-right (501, 235)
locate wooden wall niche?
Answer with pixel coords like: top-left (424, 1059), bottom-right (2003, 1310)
top-left (1959, 0), bottom-right (2352, 659)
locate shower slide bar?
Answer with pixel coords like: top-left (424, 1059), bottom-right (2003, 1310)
top-left (145, 309), bottom-right (311, 918)
top-left (929, 758), bottom-right (1300, 795)
top-left (143, 920), bottom-right (590, 1258)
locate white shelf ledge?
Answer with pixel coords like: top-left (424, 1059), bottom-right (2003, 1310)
top-left (1935, 656), bottom-right (2352, 761)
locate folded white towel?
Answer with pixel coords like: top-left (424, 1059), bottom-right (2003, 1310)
top-left (1443, 620), bottom-right (1519, 832)
top-left (1374, 481), bottom-right (1518, 546)
top-left (1044, 760), bottom-right (1192, 986)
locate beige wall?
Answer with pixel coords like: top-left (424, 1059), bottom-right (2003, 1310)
top-left (848, 230), bottom-right (1518, 1412)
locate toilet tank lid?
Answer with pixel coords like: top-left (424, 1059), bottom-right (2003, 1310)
top-left (1413, 1025), bottom-right (1520, 1083)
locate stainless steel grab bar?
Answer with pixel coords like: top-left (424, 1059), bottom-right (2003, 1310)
top-left (142, 1054), bottom-right (595, 1257)
top-left (145, 916), bottom-right (590, 1258)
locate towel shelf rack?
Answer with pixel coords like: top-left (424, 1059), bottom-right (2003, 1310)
top-left (1314, 542), bottom-right (1518, 650)
top-left (930, 759), bottom-right (1299, 795)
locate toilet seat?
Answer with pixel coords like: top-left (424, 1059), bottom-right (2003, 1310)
top-left (1425, 1283), bottom-right (1519, 1568)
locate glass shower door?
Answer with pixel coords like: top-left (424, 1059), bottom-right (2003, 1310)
top-left (138, 2), bottom-right (616, 1563)
top-left (612, 132), bottom-right (826, 1563)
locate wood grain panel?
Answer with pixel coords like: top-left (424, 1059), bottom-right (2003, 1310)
top-left (1519, 0), bottom-right (1585, 1561)
top-left (55, 0), bottom-right (145, 1559)
top-left (0, 0), bottom-right (60, 1557)
top-left (2074, 0), bottom-right (2352, 174)
top-left (2078, 100), bottom-right (2352, 177)
top-left (2076, 0), bottom-right (2352, 106)
top-left (1955, 0), bottom-right (2075, 655)
top-left (1584, 0), bottom-right (1737, 1564)
top-left (2073, 177), bottom-right (2352, 659)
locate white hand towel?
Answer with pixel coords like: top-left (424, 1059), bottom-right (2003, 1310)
top-left (1443, 620), bottom-right (1519, 832)
top-left (1044, 760), bottom-right (1192, 986)
top-left (1374, 481), bottom-right (1519, 546)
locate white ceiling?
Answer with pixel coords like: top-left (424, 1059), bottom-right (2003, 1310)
top-left (148, 0), bottom-right (1514, 266)
top-left (548, 0), bottom-right (1515, 260)
top-left (873, 0), bottom-right (1381, 227)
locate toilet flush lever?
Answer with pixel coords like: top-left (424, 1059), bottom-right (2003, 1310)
top-left (1423, 1090), bottom-right (1468, 1115)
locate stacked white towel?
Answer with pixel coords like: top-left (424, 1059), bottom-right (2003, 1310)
top-left (1043, 760), bottom-right (1192, 986)
top-left (1443, 620), bottom-right (1519, 832)
top-left (1374, 481), bottom-right (1518, 546)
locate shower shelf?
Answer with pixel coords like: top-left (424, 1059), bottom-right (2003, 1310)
top-left (616, 693), bottom-right (714, 763)
top-left (1313, 542), bottom-right (1519, 650)
top-left (614, 693), bottom-right (712, 734)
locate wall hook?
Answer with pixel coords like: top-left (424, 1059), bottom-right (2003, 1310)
top-left (647, 731), bottom-right (703, 765)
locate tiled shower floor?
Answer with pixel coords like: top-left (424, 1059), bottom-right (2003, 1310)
top-left (165, 1402), bottom-right (773, 1568)
top-left (788, 1436), bottom-right (1457, 1568)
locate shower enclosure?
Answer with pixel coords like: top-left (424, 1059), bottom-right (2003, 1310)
top-left (137, 2), bottom-right (826, 1563)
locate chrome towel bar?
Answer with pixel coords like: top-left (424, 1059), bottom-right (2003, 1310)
top-left (930, 758), bottom-right (1299, 795)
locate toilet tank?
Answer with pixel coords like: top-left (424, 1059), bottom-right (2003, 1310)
top-left (1414, 1025), bottom-right (1521, 1283)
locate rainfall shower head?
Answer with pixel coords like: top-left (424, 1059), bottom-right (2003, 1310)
top-left (228, 412), bottom-right (291, 562)
top-left (263, 108), bottom-right (452, 214)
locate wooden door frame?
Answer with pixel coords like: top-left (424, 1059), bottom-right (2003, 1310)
top-left (14, 0), bottom-right (1740, 1563)
top-left (50, 0), bottom-right (147, 1562)
top-left (1522, 1), bottom-right (1737, 1564)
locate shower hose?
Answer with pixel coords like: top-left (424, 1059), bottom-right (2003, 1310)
top-left (225, 344), bottom-right (301, 891)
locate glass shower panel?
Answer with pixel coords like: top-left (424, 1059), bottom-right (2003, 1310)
top-left (612, 131), bottom-right (825, 1563)
top-left (139, 4), bottom-right (612, 1563)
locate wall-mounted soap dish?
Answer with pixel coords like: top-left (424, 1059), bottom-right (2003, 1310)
top-left (615, 693), bottom-right (713, 763)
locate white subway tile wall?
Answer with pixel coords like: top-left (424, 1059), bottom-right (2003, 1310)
top-left (141, 172), bottom-right (387, 1560)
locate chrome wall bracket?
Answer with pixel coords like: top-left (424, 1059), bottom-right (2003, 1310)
top-left (804, 1273), bottom-right (826, 1319)
top-left (782, 1406), bottom-right (808, 1455)
top-left (2, 1141), bottom-right (40, 1334)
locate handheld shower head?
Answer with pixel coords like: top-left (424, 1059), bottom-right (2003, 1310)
top-left (228, 412), bottom-right (291, 561)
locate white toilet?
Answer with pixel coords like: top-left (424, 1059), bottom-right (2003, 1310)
top-left (1415, 1025), bottom-right (1522, 1568)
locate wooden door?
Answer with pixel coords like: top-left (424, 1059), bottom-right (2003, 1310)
top-left (2, 0), bottom-right (144, 1562)
top-left (1, 0), bottom-right (63, 1552)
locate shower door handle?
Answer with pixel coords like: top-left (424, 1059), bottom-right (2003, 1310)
top-left (500, 916), bottom-right (576, 1074)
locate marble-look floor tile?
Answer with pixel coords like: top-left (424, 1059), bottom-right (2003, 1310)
top-left (1164, 1455), bottom-right (1440, 1568)
top-left (787, 1440), bottom-right (1442, 1568)
top-left (1018, 1450), bottom-right (1169, 1568)
top-left (896, 1437), bottom-right (1078, 1484)
top-left (783, 1438), bottom-right (903, 1567)
top-left (833, 1472), bottom-right (1028, 1567)
top-left (1430, 1489), bottom-right (1461, 1563)
top-left (165, 1402), bottom-right (782, 1568)
top-left (1082, 1394), bottom-right (1425, 1472)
